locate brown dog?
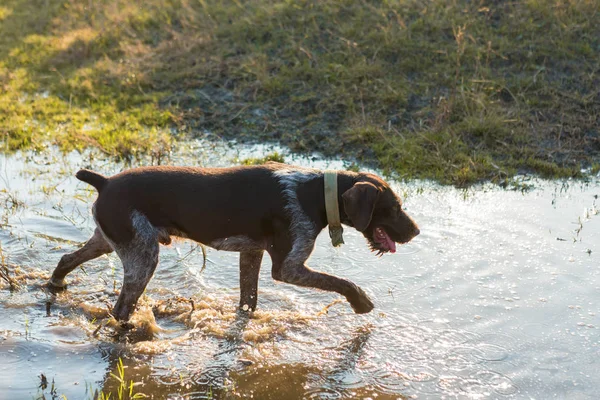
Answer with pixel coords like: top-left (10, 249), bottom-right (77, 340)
top-left (49, 162), bottom-right (419, 322)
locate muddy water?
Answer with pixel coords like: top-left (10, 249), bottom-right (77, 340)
top-left (1, 140), bottom-right (599, 399)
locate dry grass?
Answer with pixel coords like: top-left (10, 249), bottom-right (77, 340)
top-left (0, 245), bottom-right (21, 291)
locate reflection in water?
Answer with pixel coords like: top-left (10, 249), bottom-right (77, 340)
top-left (191, 311), bottom-right (252, 396)
top-left (226, 325), bottom-right (399, 400)
top-left (1, 142), bottom-right (599, 399)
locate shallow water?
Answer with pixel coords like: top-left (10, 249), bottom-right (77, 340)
top-left (1, 139), bottom-right (599, 399)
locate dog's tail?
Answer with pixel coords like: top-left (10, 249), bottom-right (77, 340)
top-left (76, 169), bottom-right (108, 192)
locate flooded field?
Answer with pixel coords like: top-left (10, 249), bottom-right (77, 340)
top-left (1, 139), bottom-right (599, 399)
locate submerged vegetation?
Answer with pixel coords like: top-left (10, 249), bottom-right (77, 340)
top-left (0, 0), bottom-right (598, 184)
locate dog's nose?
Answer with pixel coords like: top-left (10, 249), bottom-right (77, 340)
top-left (413, 227), bottom-right (420, 237)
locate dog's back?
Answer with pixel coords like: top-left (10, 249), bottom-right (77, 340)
top-left (90, 165), bottom-right (288, 246)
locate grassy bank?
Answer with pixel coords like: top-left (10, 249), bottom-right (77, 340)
top-left (1, 0), bottom-right (598, 184)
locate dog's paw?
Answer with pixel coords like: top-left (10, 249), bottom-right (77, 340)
top-left (348, 287), bottom-right (375, 314)
top-left (47, 277), bottom-right (67, 292)
top-left (119, 321), bottom-right (135, 331)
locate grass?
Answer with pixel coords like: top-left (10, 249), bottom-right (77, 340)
top-left (0, 0), bottom-right (598, 184)
top-left (34, 358), bottom-right (147, 400)
top-left (0, 244), bottom-right (21, 291)
top-left (239, 151), bottom-right (285, 165)
top-left (102, 357), bottom-right (147, 400)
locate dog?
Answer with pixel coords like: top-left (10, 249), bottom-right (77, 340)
top-left (49, 162), bottom-right (419, 322)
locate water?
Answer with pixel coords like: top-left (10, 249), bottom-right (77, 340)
top-left (0, 139), bottom-right (599, 399)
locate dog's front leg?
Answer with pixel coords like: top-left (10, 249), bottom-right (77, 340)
top-left (271, 254), bottom-right (374, 314)
top-left (239, 250), bottom-right (264, 312)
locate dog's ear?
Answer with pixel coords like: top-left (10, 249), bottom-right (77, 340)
top-left (342, 182), bottom-right (380, 231)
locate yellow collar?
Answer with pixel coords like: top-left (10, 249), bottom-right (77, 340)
top-left (324, 171), bottom-right (344, 247)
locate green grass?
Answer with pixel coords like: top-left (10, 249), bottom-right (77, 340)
top-left (1, 0), bottom-right (598, 184)
top-left (239, 151), bottom-right (285, 165)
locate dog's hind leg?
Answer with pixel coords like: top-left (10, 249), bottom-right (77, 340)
top-left (111, 244), bottom-right (159, 322)
top-left (110, 212), bottom-right (160, 322)
top-left (49, 228), bottom-right (113, 289)
top-left (239, 250), bottom-right (263, 312)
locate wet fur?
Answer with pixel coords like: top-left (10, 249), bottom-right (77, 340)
top-left (49, 163), bottom-right (419, 322)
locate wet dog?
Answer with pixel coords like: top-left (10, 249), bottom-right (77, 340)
top-left (49, 163), bottom-right (419, 322)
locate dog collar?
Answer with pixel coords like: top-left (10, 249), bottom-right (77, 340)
top-left (324, 170), bottom-right (344, 247)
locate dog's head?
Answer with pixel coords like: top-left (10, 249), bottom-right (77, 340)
top-left (342, 174), bottom-right (419, 255)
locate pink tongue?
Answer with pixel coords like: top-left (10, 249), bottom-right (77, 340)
top-left (382, 231), bottom-right (396, 253)
top-left (386, 236), bottom-right (396, 253)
